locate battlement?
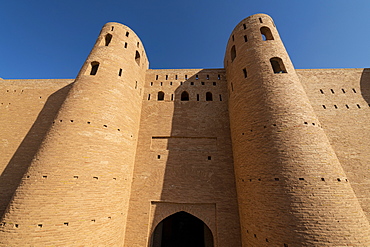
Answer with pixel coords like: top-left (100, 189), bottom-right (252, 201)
top-left (1, 14), bottom-right (370, 247)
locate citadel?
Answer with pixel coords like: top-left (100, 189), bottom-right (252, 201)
top-left (1, 13), bottom-right (370, 246)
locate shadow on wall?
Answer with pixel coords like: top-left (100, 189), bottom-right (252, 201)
top-left (148, 70), bottom-right (240, 247)
top-left (0, 83), bottom-right (72, 217)
top-left (360, 68), bottom-right (370, 104)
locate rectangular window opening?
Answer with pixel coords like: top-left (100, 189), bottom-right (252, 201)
top-left (118, 68), bottom-right (122, 76)
top-left (148, 94), bottom-right (151, 100)
top-left (244, 35), bottom-right (248, 42)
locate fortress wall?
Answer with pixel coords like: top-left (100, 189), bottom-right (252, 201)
top-left (0, 23), bottom-right (148, 246)
top-left (298, 68), bottom-right (370, 221)
top-left (0, 79), bottom-right (73, 216)
top-left (124, 69), bottom-right (241, 247)
top-left (225, 14), bottom-right (370, 246)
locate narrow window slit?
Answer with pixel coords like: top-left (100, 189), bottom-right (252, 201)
top-left (90, 62), bottom-right (99, 75)
top-left (105, 33), bottom-right (112, 46)
top-left (231, 45), bottom-right (236, 62)
top-left (243, 68), bottom-right (247, 78)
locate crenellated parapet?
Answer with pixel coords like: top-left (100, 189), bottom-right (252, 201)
top-left (225, 13), bottom-right (370, 246)
top-left (0, 23), bottom-right (148, 246)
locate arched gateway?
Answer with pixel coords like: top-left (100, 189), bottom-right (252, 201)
top-left (151, 211), bottom-right (214, 247)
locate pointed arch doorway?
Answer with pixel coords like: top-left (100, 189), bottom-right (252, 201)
top-left (151, 211), bottom-right (214, 247)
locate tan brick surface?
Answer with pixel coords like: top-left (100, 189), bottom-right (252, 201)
top-left (1, 13), bottom-right (370, 247)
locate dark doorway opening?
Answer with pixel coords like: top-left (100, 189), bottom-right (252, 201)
top-left (152, 211), bottom-right (213, 247)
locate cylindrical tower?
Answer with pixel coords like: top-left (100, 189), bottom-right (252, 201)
top-left (225, 14), bottom-right (370, 246)
top-left (0, 22), bottom-right (148, 246)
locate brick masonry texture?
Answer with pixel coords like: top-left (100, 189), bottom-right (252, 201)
top-left (1, 13), bottom-right (370, 246)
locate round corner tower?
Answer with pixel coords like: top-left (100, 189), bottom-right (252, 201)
top-left (225, 13), bottom-right (370, 246)
top-left (0, 22), bottom-right (148, 246)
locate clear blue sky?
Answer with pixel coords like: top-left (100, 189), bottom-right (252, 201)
top-left (1, 0), bottom-right (370, 79)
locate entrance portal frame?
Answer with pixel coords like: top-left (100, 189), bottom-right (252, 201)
top-left (148, 201), bottom-right (217, 247)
